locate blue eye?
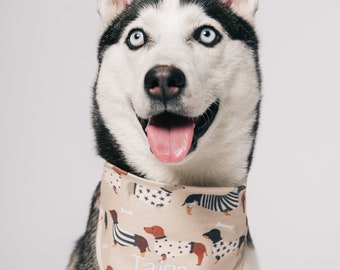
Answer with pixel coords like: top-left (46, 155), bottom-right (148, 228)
top-left (194, 26), bottom-right (221, 47)
top-left (126, 29), bottom-right (147, 50)
top-left (200, 28), bottom-right (216, 44)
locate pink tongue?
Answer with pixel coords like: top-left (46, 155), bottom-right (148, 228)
top-left (146, 121), bottom-right (195, 163)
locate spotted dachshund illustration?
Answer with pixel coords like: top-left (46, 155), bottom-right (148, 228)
top-left (182, 186), bottom-right (246, 215)
top-left (102, 166), bottom-right (124, 195)
top-left (144, 225), bottom-right (207, 266)
top-left (203, 229), bottom-right (246, 264)
top-left (127, 182), bottom-right (174, 208)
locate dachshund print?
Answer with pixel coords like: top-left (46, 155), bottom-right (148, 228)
top-left (127, 182), bottom-right (173, 208)
top-left (144, 225), bottom-right (207, 266)
top-left (203, 229), bottom-right (246, 264)
top-left (182, 186), bottom-right (246, 215)
top-left (102, 167), bottom-right (122, 195)
top-left (109, 210), bottom-right (150, 257)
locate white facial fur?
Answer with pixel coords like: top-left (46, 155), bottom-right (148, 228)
top-left (95, 0), bottom-right (260, 187)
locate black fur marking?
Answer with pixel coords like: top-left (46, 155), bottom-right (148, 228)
top-left (181, 0), bottom-right (258, 51)
top-left (67, 183), bottom-right (101, 270)
top-left (98, 0), bottom-right (162, 63)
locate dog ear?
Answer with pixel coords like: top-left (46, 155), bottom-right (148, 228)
top-left (97, 0), bottom-right (130, 26)
top-left (224, 0), bottom-right (259, 22)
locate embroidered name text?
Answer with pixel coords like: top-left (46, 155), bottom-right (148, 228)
top-left (132, 254), bottom-right (188, 270)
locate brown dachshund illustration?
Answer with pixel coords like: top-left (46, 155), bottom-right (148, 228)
top-left (144, 225), bottom-right (207, 266)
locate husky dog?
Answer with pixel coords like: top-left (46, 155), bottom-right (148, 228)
top-left (68, 0), bottom-right (261, 269)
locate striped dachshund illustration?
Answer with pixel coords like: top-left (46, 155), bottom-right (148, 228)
top-left (203, 229), bottom-right (246, 264)
top-left (109, 210), bottom-right (150, 257)
top-left (182, 186), bottom-right (246, 215)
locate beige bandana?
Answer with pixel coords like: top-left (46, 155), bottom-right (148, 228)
top-left (96, 163), bottom-right (248, 270)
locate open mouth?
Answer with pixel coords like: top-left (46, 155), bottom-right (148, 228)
top-left (138, 101), bottom-right (219, 163)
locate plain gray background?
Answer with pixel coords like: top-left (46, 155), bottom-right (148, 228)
top-left (0, 0), bottom-right (339, 269)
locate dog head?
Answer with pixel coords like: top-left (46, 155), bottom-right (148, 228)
top-left (109, 209), bottom-right (119, 222)
top-left (93, 0), bottom-right (261, 186)
top-left (144, 225), bottom-right (166, 238)
top-left (203, 229), bottom-right (223, 242)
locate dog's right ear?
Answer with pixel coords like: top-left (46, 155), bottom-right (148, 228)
top-left (97, 0), bottom-right (129, 27)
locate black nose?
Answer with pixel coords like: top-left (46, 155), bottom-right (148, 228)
top-left (144, 65), bottom-right (186, 103)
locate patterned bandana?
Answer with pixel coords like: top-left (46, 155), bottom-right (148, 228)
top-left (96, 163), bottom-right (248, 270)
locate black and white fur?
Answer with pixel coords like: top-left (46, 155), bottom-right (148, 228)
top-left (68, 0), bottom-right (261, 269)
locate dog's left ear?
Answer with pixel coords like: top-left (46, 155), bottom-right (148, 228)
top-left (224, 0), bottom-right (259, 22)
top-left (97, 0), bottom-right (130, 27)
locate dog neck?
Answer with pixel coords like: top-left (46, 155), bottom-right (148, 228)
top-left (96, 163), bottom-right (248, 270)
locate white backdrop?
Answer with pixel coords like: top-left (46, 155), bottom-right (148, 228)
top-left (0, 1), bottom-right (339, 269)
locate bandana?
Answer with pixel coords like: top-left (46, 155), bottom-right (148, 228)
top-left (96, 163), bottom-right (248, 270)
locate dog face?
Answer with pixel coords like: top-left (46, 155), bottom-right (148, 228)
top-left (94, 0), bottom-right (261, 186)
